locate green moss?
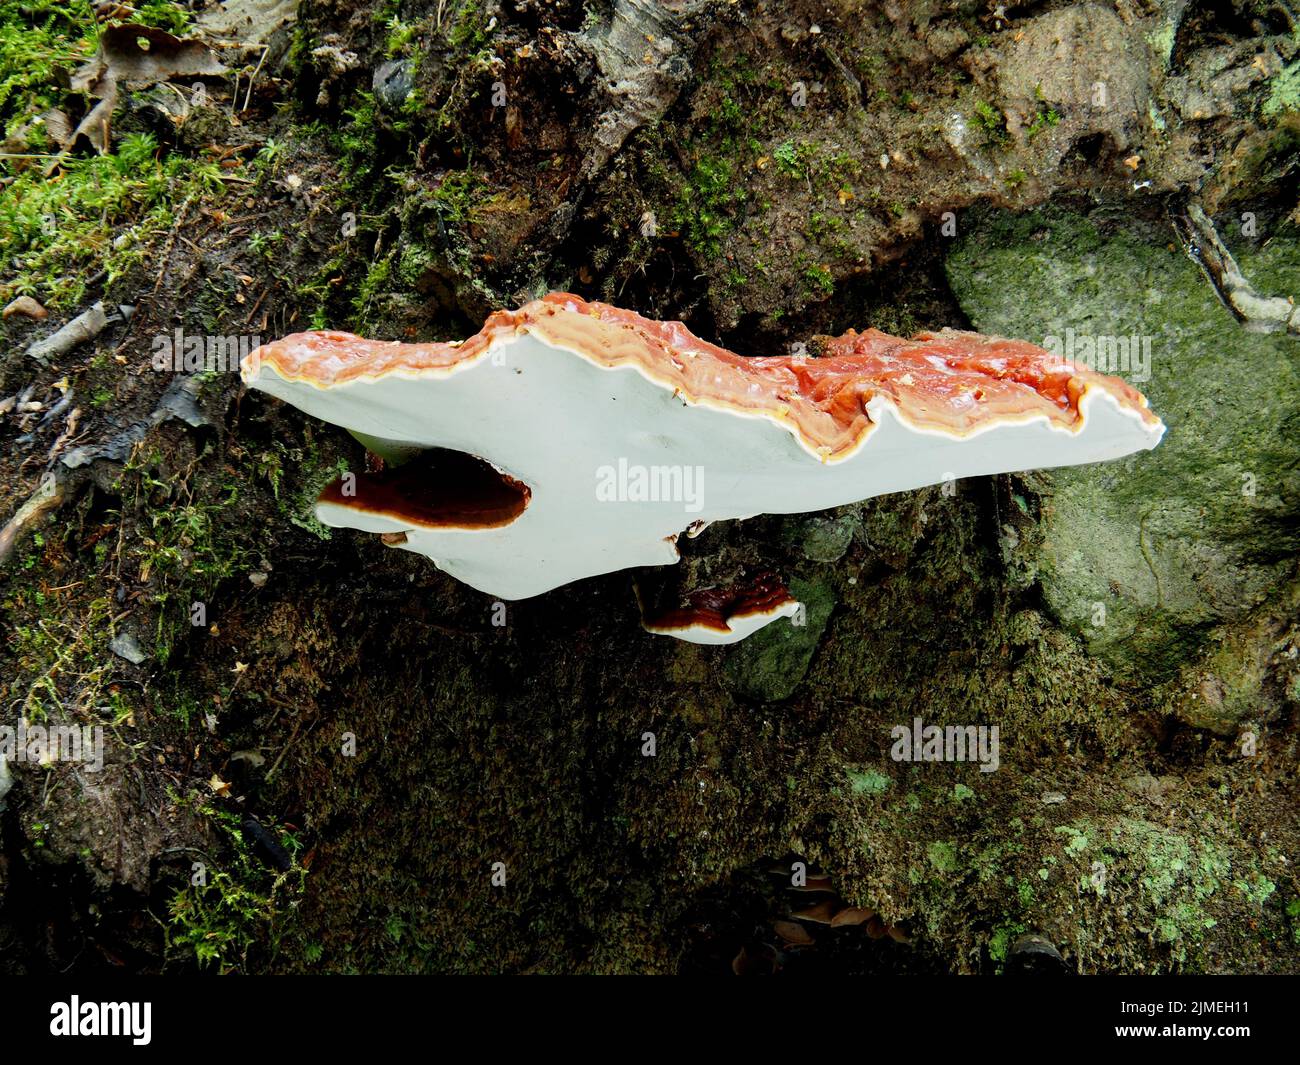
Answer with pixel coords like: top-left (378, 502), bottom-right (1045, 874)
top-left (1112, 817), bottom-right (1230, 954)
top-left (0, 131), bottom-right (226, 308)
top-left (353, 255), bottom-right (393, 322)
top-left (338, 92), bottom-right (383, 188)
top-left (971, 99), bottom-right (1009, 149)
top-left (429, 167), bottom-right (488, 227)
top-left (0, 5), bottom-right (218, 305)
top-left (447, 0), bottom-right (489, 52)
top-left (988, 921), bottom-right (1027, 964)
top-left (117, 451), bottom-right (251, 663)
top-left (805, 212), bottom-right (844, 241)
top-left (285, 449), bottom-right (351, 542)
top-left (723, 577), bottom-right (834, 702)
top-left (1055, 824), bottom-right (1091, 857)
top-left (384, 16), bottom-right (417, 58)
top-left (398, 241), bottom-right (435, 285)
top-left (294, 250), bottom-right (351, 330)
top-left (928, 840), bottom-right (959, 874)
top-left (166, 804), bottom-right (305, 972)
top-left (0, 1), bottom-right (96, 138)
top-left (773, 139), bottom-right (815, 178)
top-left (1263, 60), bottom-right (1300, 117)
top-left (4, 596), bottom-right (117, 724)
top-left (803, 263), bottom-right (835, 295)
top-left (1234, 874), bottom-right (1276, 907)
top-left (1022, 83), bottom-right (1061, 142)
top-left (134, 1), bottom-right (192, 33)
top-left (670, 154), bottom-right (743, 255)
top-left (848, 768), bottom-right (891, 795)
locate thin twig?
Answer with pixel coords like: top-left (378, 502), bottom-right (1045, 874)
top-left (242, 46), bottom-right (269, 112)
top-left (151, 192), bottom-right (196, 296)
top-left (264, 718), bottom-right (302, 782)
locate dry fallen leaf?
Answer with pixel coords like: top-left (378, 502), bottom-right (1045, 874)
top-left (3, 296), bottom-right (48, 320)
top-left (64, 23), bottom-right (227, 157)
top-left (74, 23), bottom-right (227, 90)
top-left (39, 108), bottom-right (74, 148)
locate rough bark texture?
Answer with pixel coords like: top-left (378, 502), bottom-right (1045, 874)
top-left (0, 0), bottom-right (1297, 974)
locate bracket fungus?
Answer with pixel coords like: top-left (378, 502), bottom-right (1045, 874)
top-left (241, 293), bottom-right (1164, 643)
top-left (636, 571), bottom-right (802, 646)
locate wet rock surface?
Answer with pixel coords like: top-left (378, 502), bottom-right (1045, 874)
top-left (947, 204), bottom-right (1300, 688)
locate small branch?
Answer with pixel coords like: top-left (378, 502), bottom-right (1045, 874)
top-left (1177, 203), bottom-right (1300, 334)
top-left (0, 473), bottom-right (67, 567)
top-left (25, 302), bottom-right (110, 364)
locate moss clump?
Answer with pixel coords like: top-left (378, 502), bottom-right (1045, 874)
top-left (971, 100), bottom-right (1010, 149)
top-left (723, 577), bottom-right (835, 702)
top-left (0, 3), bottom-right (222, 308)
top-left (927, 841), bottom-right (960, 874)
top-left (0, 1), bottom-right (95, 138)
top-left (4, 595), bottom-right (121, 724)
top-left (670, 154), bottom-right (744, 256)
top-left (0, 132), bottom-right (226, 309)
top-left (803, 263), bottom-right (835, 295)
top-left (1263, 60), bottom-right (1300, 117)
top-left (1110, 818), bottom-right (1231, 956)
top-left (773, 139), bottom-right (815, 178)
top-left (848, 768), bottom-right (891, 795)
top-left (113, 449), bottom-right (253, 664)
top-left (166, 805), bottom-right (305, 972)
top-left (988, 921), bottom-right (1029, 965)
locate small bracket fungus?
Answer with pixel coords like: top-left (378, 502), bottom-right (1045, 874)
top-left (636, 571), bottom-right (802, 646)
top-left (241, 293), bottom-right (1164, 643)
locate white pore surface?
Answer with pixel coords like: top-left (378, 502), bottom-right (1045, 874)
top-left (249, 332), bottom-right (1165, 604)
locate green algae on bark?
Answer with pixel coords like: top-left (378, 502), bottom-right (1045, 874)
top-left (946, 205), bottom-right (1300, 686)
